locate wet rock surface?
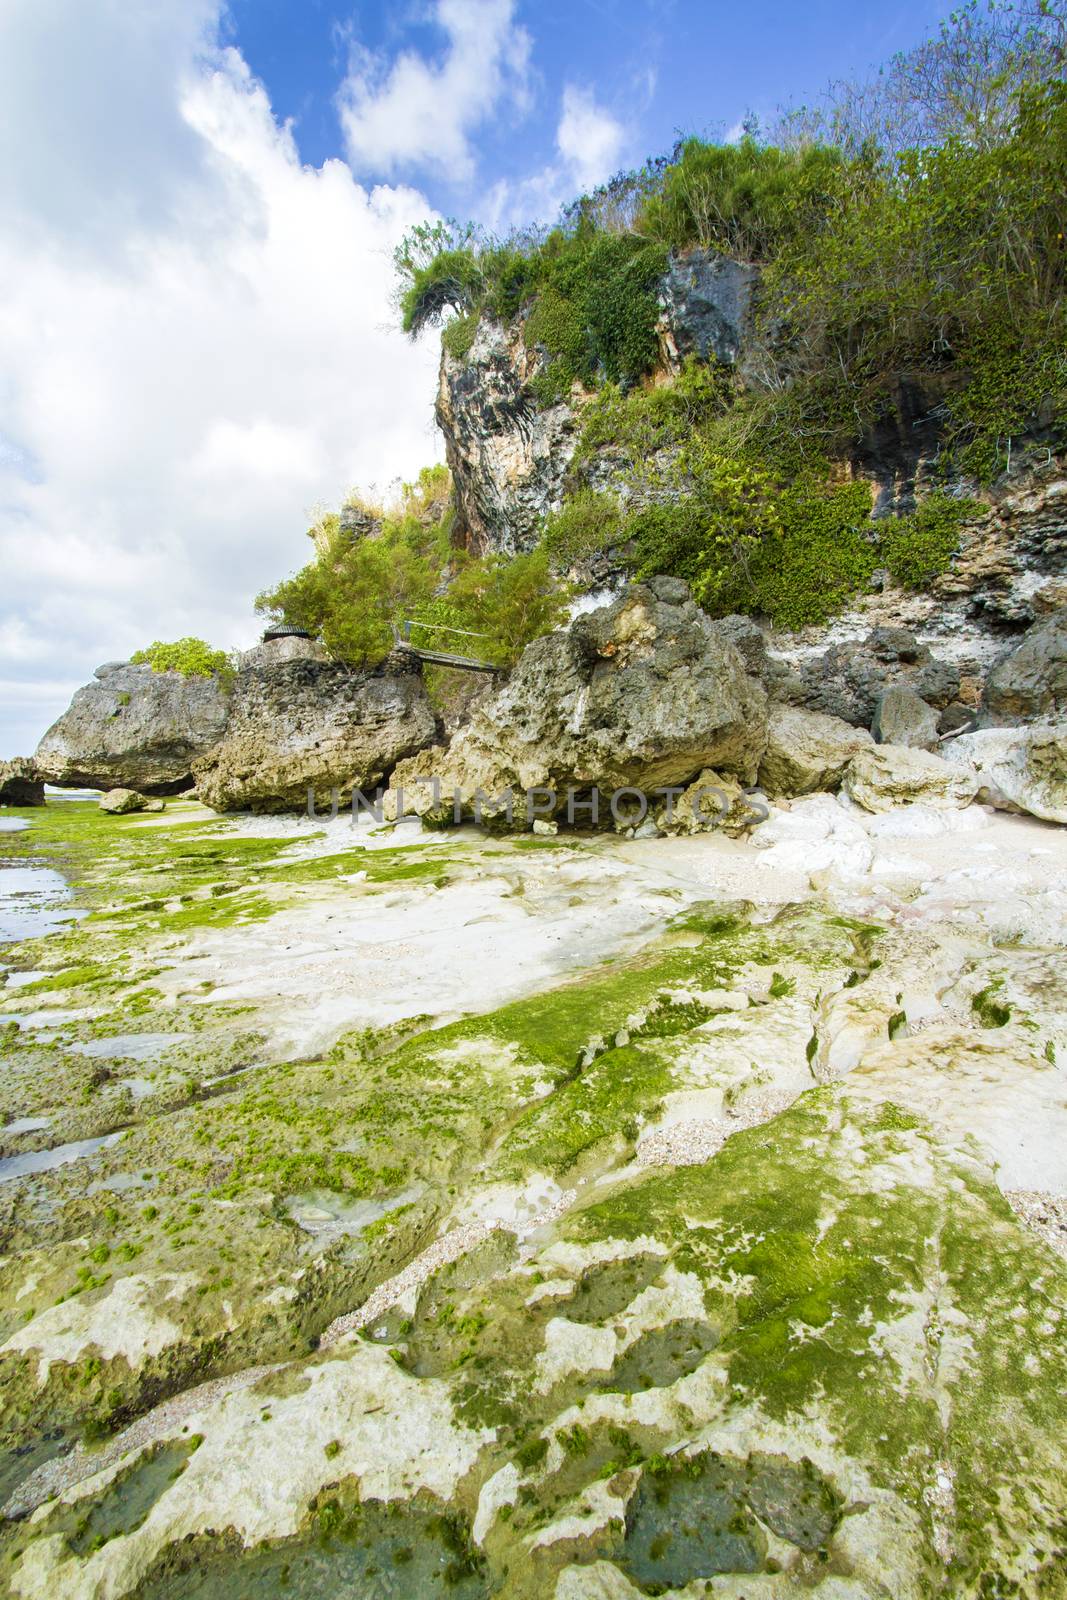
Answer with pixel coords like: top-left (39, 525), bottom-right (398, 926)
top-left (0, 792), bottom-right (1063, 1599)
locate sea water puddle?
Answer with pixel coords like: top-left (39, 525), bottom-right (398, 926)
top-left (1, 1117), bottom-right (51, 1136)
top-left (1, 806), bottom-right (92, 944)
top-left (286, 1184), bottom-right (425, 1242)
top-left (69, 1033), bottom-right (191, 1063)
top-left (0, 1132), bottom-right (120, 1185)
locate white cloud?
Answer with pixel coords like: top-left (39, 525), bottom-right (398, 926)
top-left (338, 0), bottom-right (532, 184)
top-left (556, 86), bottom-right (625, 193)
top-left (0, 3), bottom-right (442, 758)
top-left (484, 84), bottom-right (627, 229)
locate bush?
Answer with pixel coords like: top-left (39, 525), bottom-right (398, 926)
top-left (400, 249), bottom-right (484, 337)
top-left (628, 470), bottom-right (879, 631)
top-left (441, 311), bottom-right (479, 362)
top-left (256, 471), bottom-right (568, 672)
top-left (572, 360), bottom-right (732, 475)
top-left (446, 549), bottom-right (571, 668)
top-left (637, 136), bottom-right (849, 258)
top-left (542, 491), bottom-right (623, 567)
top-left (130, 639), bottom-right (232, 678)
top-left (881, 493), bottom-right (981, 588)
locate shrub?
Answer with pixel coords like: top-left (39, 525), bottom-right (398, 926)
top-left (446, 549), bottom-right (570, 668)
top-left (130, 639), bottom-right (232, 679)
top-left (637, 136), bottom-right (849, 258)
top-left (441, 311), bottom-right (479, 362)
top-left (628, 470), bottom-right (878, 631)
top-left (400, 249), bottom-right (484, 337)
top-left (542, 491), bottom-right (623, 567)
top-left (881, 493), bottom-right (981, 588)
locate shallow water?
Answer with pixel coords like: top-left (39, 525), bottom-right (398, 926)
top-left (285, 1184), bottom-right (425, 1243)
top-left (0, 812), bottom-right (86, 944)
top-left (70, 1033), bottom-right (191, 1063)
top-left (0, 1132), bottom-right (121, 1185)
top-left (132, 1499), bottom-right (494, 1599)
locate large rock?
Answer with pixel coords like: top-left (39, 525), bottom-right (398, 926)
top-left (193, 657), bottom-right (438, 814)
top-left (35, 664), bottom-right (231, 794)
top-left (785, 628), bottom-right (960, 728)
top-left (942, 724), bottom-right (1067, 824)
top-left (391, 578), bottom-right (768, 828)
top-left (871, 685), bottom-right (940, 751)
top-left (438, 317), bottom-right (577, 557)
top-left (238, 632), bottom-right (329, 672)
top-left (843, 744), bottom-right (978, 813)
top-left (759, 704), bottom-right (873, 798)
top-left (982, 609), bottom-right (1067, 725)
top-left (98, 788), bottom-right (166, 815)
top-left (0, 759), bottom-right (45, 807)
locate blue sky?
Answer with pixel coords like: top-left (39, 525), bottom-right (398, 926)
top-left (226, 0), bottom-right (955, 221)
top-left (1, 0), bottom-right (960, 758)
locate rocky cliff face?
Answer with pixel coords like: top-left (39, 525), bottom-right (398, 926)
top-left (438, 247), bottom-right (758, 556)
top-left (34, 663), bottom-right (232, 794)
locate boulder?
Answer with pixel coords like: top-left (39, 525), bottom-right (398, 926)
top-left (652, 769), bottom-right (765, 837)
top-left (982, 609), bottom-right (1067, 725)
top-left (786, 628), bottom-right (960, 727)
top-left (35, 665), bottom-right (231, 794)
top-left (99, 789), bottom-right (166, 815)
top-left (0, 758), bottom-right (45, 807)
top-left (759, 704), bottom-right (874, 798)
top-left (193, 657), bottom-right (438, 814)
top-left (390, 579), bottom-right (768, 828)
top-left (843, 744), bottom-right (978, 813)
top-left (872, 685), bottom-right (940, 751)
top-left (438, 316), bottom-right (576, 556)
top-left (239, 633), bottom-right (329, 672)
top-left (942, 724), bottom-right (1067, 824)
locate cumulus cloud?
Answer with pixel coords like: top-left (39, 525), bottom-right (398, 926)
top-left (556, 86), bottom-right (626, 193)
top-left (338, 0), bottom-right (533, 184)
top-left (485, 84), bottom-right (627, 229)
top-left (0, 2), bottom-right (441, 757)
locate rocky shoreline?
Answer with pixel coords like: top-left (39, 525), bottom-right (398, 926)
top-left (0, 753), bottom-right (1064, 1595)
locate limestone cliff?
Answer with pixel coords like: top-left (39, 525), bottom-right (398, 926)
top-left (438, 247), bottom-right (757, 556)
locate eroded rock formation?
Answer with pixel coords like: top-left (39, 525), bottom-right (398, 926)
top-left (34, 664), bottom-right (231, 794)
top-left (0, 759), bottom-right (44, 807)
top-left (193, 656), bottom-right (437, 813)
top-left (392, 577), bottom-right (768, 825)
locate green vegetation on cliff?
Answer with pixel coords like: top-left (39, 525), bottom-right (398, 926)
top-left (129, 639), bottom-right (233, 680)
top-left (255, 466), bottom-right (569, 672)
top-left (394, 4), bottom-right (1065, 632)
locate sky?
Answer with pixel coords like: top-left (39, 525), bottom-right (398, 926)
top-left (0, 0), bottom-right (957, 758)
